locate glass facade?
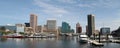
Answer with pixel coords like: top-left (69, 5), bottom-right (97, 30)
top-left (61, 22), bottom-right (74, 33)
top-left (100, 27), bottom-right (110, 35)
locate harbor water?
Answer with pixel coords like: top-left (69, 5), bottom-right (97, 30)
top-left (0, 37), bottom-right (120, 48)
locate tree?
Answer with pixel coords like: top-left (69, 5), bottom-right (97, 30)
top-left (19, 32), bottom-right (25, 35)
top-left (0, 26), bottom-right (6, 31)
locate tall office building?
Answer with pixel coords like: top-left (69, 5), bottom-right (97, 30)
top-left (87, 14), bottom-right (95, 37)
top-left (61, 22), bottom-right (74, 33)
top-left (76, 23), bottom-right (82, 33)
top-left (30, 14), bottom-right (37, 32)
top-left (47, 20), bottom-right (57, 32)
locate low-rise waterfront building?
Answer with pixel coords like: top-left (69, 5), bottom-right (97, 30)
top-left (25, 23), bottom-right (30, 27)
top-left (37, 25), bottom-right (42, 33)
top-left (16, 24), bottom-right (25, 33)
top-left (100, 27), bottom-right (110, 35)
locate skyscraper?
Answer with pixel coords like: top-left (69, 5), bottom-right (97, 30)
top-left (87, 14), bottom-right (95, 37)
top-left (61, 22), bottom-right (74, 33)
top-left (76, 23), bottom-right (82, 33)
top-left (47, 19), bottom-right (57, 32)
top-left (30, 14), bottom-right (37, 32)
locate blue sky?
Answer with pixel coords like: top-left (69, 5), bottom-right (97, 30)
top-left (0, 0), bottom-right (120, 32)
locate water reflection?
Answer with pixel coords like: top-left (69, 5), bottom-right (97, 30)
top-left (0, 38), bottom-right (7, 42)
top-left (0, 37), bottom-right (120, 48)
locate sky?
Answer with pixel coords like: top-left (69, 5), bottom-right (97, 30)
top-left (0, 0), bottom-right (120, 32)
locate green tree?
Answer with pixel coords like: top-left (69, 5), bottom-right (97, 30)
top-left (19, 32), bottom-right (25, 35)
top-left (0, 26), bottom-right (6, 32)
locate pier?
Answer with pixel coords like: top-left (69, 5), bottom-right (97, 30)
top-left (111, 40), bottom-right (120, 43)
top-left (88, 40), bottom-right (104, 46)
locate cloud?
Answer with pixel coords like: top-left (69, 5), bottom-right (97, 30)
top-left (95, 17), bottom-right (120, 31)
top-left (32, 0), bottom-right (120, 31)
top-left (33, 0), bottom-right (69, 16)
top-left (42, 9), bottom-right (68, 15)
top-left (99, 0), bottom-right (120, 8)
top-left (57, 0), bottom-right (76, 4)
top-left (77, 4), bottom-right (93, 8)
top-left (1, 16), bottom-right (26, 21)
top-left (76, 0), bottom-right (120, 9)
top-left (112, 10), bottom-right (120, 24)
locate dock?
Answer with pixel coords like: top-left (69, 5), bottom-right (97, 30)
top-left (95, 40), bottom-right (111, 42)
top-left (111, 40), bottom-right (120, 43)
top-left (88, 40), bottom-right (104, 46)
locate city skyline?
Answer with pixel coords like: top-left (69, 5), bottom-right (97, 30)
top-left (0, 0), bottom-right (120, 32)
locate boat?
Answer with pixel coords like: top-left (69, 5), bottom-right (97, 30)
top-left (79, 35), bottom-right (88, 44)
top-left (79, 38), bottom-right (88, 43)
top-left (0, 33), bottom-right (25, 38)
top-left (90, 40), bottom-right (104, 46)
top-left (7, 36), bottom-right (25, 38)
top-left (28, 34), bottom-right (47, 38)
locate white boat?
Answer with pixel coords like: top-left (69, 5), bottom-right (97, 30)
top-left (79, 38), bottom-right (88, 43)
top-left (79, 35), bottom-right (88, 43)
top-left (28, 34), bottom-right (40, 38)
